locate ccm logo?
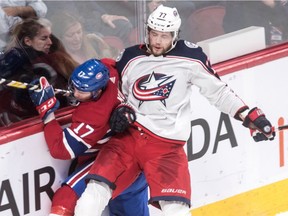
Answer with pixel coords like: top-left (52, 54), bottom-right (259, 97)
top-left (38, 98), bottom-right (56, 114)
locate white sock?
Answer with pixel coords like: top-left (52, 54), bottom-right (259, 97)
top-left (159, 200), bottom-right (191, 216)
top-left (74, 180), bottom-right (112, 216)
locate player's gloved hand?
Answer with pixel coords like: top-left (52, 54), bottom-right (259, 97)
top-left (109, 103), bottom-right (136, 133)
top-left (242, 107), bottom-right (275, 141)
top-left (28, 76), bottom-right (60, 121)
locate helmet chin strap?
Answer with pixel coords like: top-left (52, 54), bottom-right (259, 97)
top-left (166, 38), bottom-right (178, 53)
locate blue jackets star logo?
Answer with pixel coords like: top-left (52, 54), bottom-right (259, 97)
top-left (132, 72), bottom-right (176, 107)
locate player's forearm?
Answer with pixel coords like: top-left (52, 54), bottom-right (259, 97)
top-left (3, 6), bottom-right (36, 18)
top-left (44, 120), bottom-right (73, 160)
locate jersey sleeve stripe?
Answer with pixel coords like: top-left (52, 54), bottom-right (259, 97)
top-left (63, 128), bottom-right (92, 158)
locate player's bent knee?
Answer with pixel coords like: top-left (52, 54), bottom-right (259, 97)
top-left (159, 200), bottom-right (191, 216)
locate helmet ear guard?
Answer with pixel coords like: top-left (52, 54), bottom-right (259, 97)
top-left (145, 4), bottom-right (181, 51)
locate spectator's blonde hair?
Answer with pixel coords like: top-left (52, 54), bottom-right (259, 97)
top-left (51, 12), bottom-right (117, 60)
top-left (6, 17), bottom-right (79, 80)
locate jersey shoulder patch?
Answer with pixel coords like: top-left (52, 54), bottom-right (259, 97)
top-left (184, 40), bottom-right (198, 48)
top-left (170, 40), bottom-right (205, 60)
top-left (115, 49), bottom-right (125, 62)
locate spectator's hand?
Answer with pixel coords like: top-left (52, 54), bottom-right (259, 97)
top-left (3, 6), bottom-right (19, 16)
top-left (242, 107), bottom-right (275, 141)
top-left (3, 6), bottom-right (36, 18)
top-left (101, 14), bottom-right (129, 28)
top-left (109, 103), bottom-right (136, 133)
top-left (29, 76), bottom-right (59, 122)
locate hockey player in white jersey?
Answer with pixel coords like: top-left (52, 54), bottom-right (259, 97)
top-left (75, 5), bottom-right (275, 216)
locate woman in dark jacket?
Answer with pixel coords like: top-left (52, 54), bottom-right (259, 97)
top-left (0, 17), bottom-right (78, 125)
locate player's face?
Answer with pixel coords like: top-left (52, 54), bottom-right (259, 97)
top-left (24, 27), bottom-right (52, 54)
top-left (62, 22), bottom-right (83, 53)
top-left (148, 29), bottom-right (173, 56)
top-left (73, 88), bottom-right (93, 102)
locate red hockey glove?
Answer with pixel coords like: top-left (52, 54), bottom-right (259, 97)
top-left (242, 107), bottom-right (275, 141)
top-left (109, 103), bottom-right (136, 133)
top-left (28, 76), bottom-right (59, 120)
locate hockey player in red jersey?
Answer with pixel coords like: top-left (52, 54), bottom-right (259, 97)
top-left (74, 5), bottom-right (276, 216)
top-left (28, 58), bottom-right (149, 216)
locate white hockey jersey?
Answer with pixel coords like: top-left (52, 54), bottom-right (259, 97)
top-left (116, 40), bottom-right (247, 144)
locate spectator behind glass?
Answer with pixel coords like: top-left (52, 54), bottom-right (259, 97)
top-left (223, 0), bottom-right (288, 46)
top-left (0, 0), bottom-right (47, 51)
top-left (0, 18), bottom-right (77, 126)
top-left (44, 1), bottom-right (133, 47)
top-left (50, 12), bottom-right (118, 64)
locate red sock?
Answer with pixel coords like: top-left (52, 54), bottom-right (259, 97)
top-left (50, 185), bottom-right (78, 215)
